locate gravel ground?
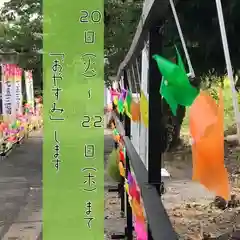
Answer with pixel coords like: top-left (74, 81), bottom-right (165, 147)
top-left (104, 127), bottom-right (240, 239)
top-left (163, 143), bottom-right (240, 239)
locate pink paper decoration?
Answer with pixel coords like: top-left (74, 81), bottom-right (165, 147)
top-left (135, 220), bottom-right (147, 240)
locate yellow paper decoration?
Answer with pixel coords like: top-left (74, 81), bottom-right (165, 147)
top-left (119, 161), bottom-right (125, 177)
top-left (140, 91), bottom-right (148, 127)
top-left (113, 96), bottom-right (118, 105)
top-left (124, 181), bottom-right (129, 194)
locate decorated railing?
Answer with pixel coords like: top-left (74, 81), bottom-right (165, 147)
top-left (106, 0), bottom-right (234, 239)
top-left (105, 1), bottom-right (179, 239)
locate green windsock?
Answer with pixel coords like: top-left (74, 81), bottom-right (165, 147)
top-left (153, 47), bottom-right (199, 115)
top-left (124, 91), bottom-right (132, 118)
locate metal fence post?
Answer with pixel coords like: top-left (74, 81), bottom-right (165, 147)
top-left (148, 21), bottom-right (165, 239)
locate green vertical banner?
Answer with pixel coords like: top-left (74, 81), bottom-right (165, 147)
top-left (43, 1), bottom-right (104, 239)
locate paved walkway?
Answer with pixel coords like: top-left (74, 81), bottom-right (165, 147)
top-left (0, 128), bottom-right (119, 240)
top-left (0, 130), bottom-right (42, 239)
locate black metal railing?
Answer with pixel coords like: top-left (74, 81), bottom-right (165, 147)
top-left (109, 0), bottom-right (181, 239)
top-left (112, 111), bottom-right (178, 240)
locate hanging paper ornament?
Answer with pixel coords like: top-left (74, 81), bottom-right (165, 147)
top-left (113, 128), bottom-right (120, 142)
top-left (124, 91), bottom-right (132, 118)
top-left (131, 100), bottom-right (140, 121)
top-left (123, 147), bottom-right (126, 159)
top-left (128, 172), bottom-right (134, 185)
top-left (107, 149), bottom-right (122, 183)
top-left (125, 181), bottom-right (129, 194)
top-left (16, 120), bottom-right (20, 128)
top-left (121, 88), bottom-right (127, 100)
top-left (152, 47), bottom-right (199, 116)
top-left (1, 122), bottom-right (8, 130)
top-left (0, 123), bottom-right (4, 132)
top-left (119, 148), bottom-right (125, 162)
top-left (113, 128), bottom-right (119, 136)
top-left (117, 98), bottom-right (124, 113)
top-left (135, 220), bottom-right (147, 240)
top-left (117, 90), bottom-right (126, 114)
top-left (190, 89), bottom-right (230, 200)
top-left (8, 136), bottom-right (16, 142)
top-left (119, 161), bottom-right (125, 177)
top-left (131, 198), bottom-right (145, 222)
top-left (113, 96), bottom-right (118, 106)
top-left (114, 134), bottom-right (120, 143)
top-left (11, 122), bottom-right (17, 129)
top-left (110, 89), bottom-right (120, 101)
top-left (140, 91), bottom-right (148, 127)
top-left (129, 182), bottom-right (140, 203)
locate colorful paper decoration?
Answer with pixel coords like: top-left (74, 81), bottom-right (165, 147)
top-left (126, 173), bottom-right (147, 238)
top-left (124, 91), bottom-right (132, 118)
top-left (119, 148), bottom-right (125, 162)
top-left (107, 149), bottom-right (122, 183)
top-left (131, 100), bottom-right (140, 121)
top-left (129, 185), bottom-right (140, 203)
top-left (113, 97), bottom-right (118, 105)
top-left (110, 89), bottom-right (120, 100)
top-left (135, 220), bottom-right (147, 240)
top-left (112, 128), bottom-right (121, 142)
top-left (153, 47), bottom-right (199, 115)
top-left (131, 198), bottom-right (145, 222)
top-left (110, 89), bottom-right (120, 106)
top-left (190, 89), bottom-right (230, 200)
top-left (117, 99), bottom-right (124, 113)
top-left (128, 172), bottom-right (134, 185)
top-left (125, 181), bottom-right (129, 194)
top-left (119, 161), bottom-right (125, 177)
top-left (140, 91), bottom-right (148, 127)
top-left (117, 90), bottom-right (126, 114)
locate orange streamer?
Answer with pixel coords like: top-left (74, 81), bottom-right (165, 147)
top-left (189, 89), bottom-right (230, 200)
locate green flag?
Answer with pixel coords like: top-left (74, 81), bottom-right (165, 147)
top-left (124, 91), bottom-right (132, 118)
top-left (117, 98), bottom-right (124, 113)
top-left (175, 46), bottom-right (186, 73)
top-left (153, 47), bottom-right (199, 115)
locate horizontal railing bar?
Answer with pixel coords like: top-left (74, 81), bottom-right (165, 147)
top-left (123, 136), bottom-right (178, 240)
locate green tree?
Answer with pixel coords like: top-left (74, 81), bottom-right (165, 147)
top-left (104, 0), bottom-right (143, 85)
top-left (0, 0), bottom-right (42, 88)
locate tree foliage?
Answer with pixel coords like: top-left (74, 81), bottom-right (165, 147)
top-left (1, 0), bottom-right (240, 89)
top-left (0, 0), bottom-right (42, 87)
top-left (162, 0), bottom-right (240, 82)
top-left (104, 0), bottom-right (143, 85)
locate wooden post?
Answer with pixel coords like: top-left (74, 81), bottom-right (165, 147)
top-left (148, 22), bottom-right (164, 239)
